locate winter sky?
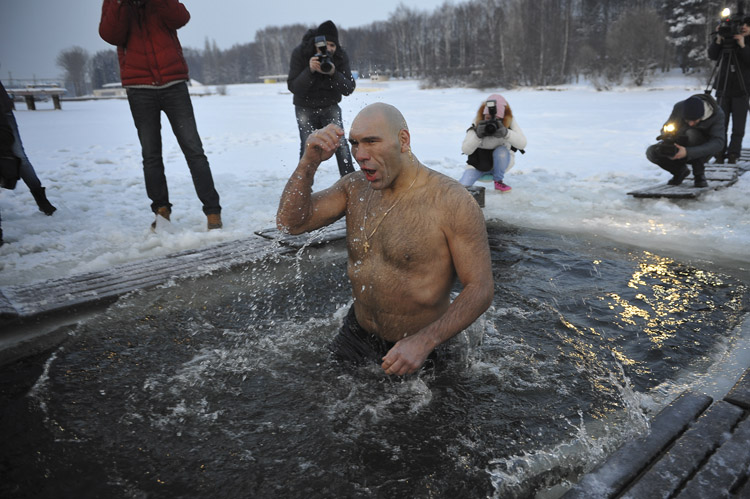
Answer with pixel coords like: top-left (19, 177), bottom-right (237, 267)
top-left (0, 0), bottom-right (450, 82)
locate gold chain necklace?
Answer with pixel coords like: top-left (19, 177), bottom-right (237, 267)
top-left (361, 164), bottom-right (421, 254)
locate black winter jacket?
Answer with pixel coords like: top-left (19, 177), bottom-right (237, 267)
top-left (664, 93), bottom-right (725, 160)
top-left (287, 29), bottom-right (356, 108)
top-left (707, 37), bottom-right (750, 97)
top-left (0, 81), bottom-right (14, 115)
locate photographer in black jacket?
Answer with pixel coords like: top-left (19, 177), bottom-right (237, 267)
top-left (707, 16), bottom-right (750, 163)
top-left (288, 20), bottom-right (356, 176)
top-left (646, 94), bottom-right (725, 188)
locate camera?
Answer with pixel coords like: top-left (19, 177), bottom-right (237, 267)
top-left (476, 100), bottom-right (505, 137)
top-left (655, 122), bottom-right (682, 157)
top-left (717, 7), bottom-right (747, 46)
top-left (314, 36), bottom-right (334, 73)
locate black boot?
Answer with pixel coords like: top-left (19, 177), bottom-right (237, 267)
top-left (30, 187), bottom-right (56, 215)
top-left (692, 163), bottom-right (708, 187)
top-left (667, 165), bottom-right (690, 186)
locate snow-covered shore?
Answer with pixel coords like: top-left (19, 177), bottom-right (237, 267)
top-left (1, 75), bottom-right (748, 287)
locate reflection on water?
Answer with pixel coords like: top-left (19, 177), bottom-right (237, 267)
top-left (1, 221), bottom-right (748, 498)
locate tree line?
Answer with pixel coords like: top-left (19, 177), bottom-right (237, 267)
top-left (55, 0), bottom-right (730, 96)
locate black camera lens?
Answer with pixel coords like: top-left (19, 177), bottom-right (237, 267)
top-left (318, 56), bottom-right (333, 73)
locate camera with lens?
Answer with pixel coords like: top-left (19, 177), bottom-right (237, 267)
top-left (476, 100), bottom-right (505, 137)
top-left (717, 7), bottom-right (747, 46)
top-left (314, 36), bottom-right (334, 74)
top-left (655, 122), bottom-right (683, 157)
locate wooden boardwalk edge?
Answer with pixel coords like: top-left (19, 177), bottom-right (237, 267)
top-left (0, 221), bottom-right (347, 324)
top-left (563, 368), bottom-right (750, 498)
top-left (628, 163), bottom-right (746, 199)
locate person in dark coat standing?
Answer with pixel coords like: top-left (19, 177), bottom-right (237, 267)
top-left (287, 20), bottom-right (356, 176)
top-left (707, 18), bottom-right (750, 164)
top-left (0, 80), bottom-right (57, 216)
top-left (646, 94), bottom-right (725, 188)
top-left (99, 0), bottom-right (222, 231)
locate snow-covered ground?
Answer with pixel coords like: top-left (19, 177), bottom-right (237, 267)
top-left (1, 74), bottom-right (748, 287)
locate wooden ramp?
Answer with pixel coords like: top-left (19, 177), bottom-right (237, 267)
top-left (563, 369), bottom-right (750, 498)
top-left (627, 164), bottom-right (743, 199)
top-left (0, 220), bottom-right (347, 324)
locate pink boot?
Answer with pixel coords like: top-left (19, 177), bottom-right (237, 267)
top-left (494, 181), bottom-right (512, 192)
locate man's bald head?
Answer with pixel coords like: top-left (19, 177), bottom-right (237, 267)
top-left (354, 103), bottom-right (409, 138)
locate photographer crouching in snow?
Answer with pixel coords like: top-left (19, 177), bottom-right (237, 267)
top-left (646, 94), bottom-right (725, 188)
top-left (458, 94), bottom-right (526, 192)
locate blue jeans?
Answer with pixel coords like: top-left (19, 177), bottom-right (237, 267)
top-left (459, 146), bottom-right (511, 186)
top-left (295, 104), bottom-right (354, 176)
top-left (126, 82), bottom-right (221, 215)
top-left (5, 111), bottom-right (42, 191)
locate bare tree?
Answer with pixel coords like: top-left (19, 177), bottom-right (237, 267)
top-left (607, 6), bottom-right (668, 86)
top-left (164, 0), bottom-right (712, 88)
top-left (90, 49), bottom-right (119, 90)
top-left (56, 46), bottom-right (90, 96)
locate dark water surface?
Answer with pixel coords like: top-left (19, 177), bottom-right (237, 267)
top-left (1, 221), bottom-right (749, 498)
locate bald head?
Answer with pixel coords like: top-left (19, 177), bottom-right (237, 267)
top-left (354, 103), bottom-right (408, 138)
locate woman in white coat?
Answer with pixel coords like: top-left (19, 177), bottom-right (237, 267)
top-left (459, 94), bottom-right (527, 192)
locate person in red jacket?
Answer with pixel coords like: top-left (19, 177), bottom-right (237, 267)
top-left (99, 0), bottom-right (222, 231)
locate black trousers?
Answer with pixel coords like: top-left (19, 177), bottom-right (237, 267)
top-left (717, 94), bottom-right (748, 157)
top-left (328, 307), bottom-right (441, 369)
top-left (646, 128), bottom-right (709, 177)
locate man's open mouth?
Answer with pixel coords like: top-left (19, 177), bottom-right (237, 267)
top-left (361, 167), bottom-right (377, 180)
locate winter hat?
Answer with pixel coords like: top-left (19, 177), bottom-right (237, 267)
top-left (683, 96), bottom-right (704, 121)
top-left (317, 20), bottom-right (339, 46)
top-left (483, 94), bottom-right (507, 119)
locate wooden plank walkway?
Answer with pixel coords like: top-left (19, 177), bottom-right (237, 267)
top-left (0, 219), bottom-right (347, 324)
top-left (563, 369), bottom-right (750, 498)
top-left (627, 163), bottom-right (744, 199)
top-left (0, 184), bottom-right (484, 326)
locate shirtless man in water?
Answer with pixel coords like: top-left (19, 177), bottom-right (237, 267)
top-left (277, 103), bottom-right (494, 375)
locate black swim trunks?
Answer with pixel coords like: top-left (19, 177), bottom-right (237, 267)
top-left (328, 307), bottom-right (440, 368)
top-left (328, 307), bottom-right (394, 365)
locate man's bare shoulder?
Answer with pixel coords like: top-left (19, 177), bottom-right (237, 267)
top-left (422, 168), bottom-right (481, 211)
top-left (340, 171), bottom-right (368, 198)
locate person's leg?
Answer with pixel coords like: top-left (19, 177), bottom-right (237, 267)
top-left (6, 112), bottom-right (41, 190)
top-left (691, 159), bottom-right (708, 187)
top-left (458, 167), bottom-right (483, 186)
top-left (718, 95), bottom-right (732, 161)
top-left (492, 147), bottom-right (511, 182)
top-left (6, 112), bottom-right (56, 214)
top-left (161, 83), bottom-right (221, 216)
top-left (491, 146), bottom-right (512, 190)
top-left (127, 87), bottom-right (170, 214)
top-left (684, 129), bottom-right (709, 187)
top-left (646, 143), bottom-right (689, 184)
top-left (295, 106), bottom-right (316, 159)
top-left (727, 96), bottom-right (748, 160)
top-left (647, 144), bottom-right (679, 174)
top-left (322, 104), bottom-right (354, 176)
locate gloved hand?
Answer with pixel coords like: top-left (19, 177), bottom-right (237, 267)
top-left (493, 124), bottom-right (508, 138)
top-left (474, 123), bottom-right (487, 138)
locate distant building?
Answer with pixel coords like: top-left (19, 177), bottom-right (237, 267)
top-left (258, 74), bottom-right (288, 84)
top-left (93, 82), bottom-right (126, 98)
